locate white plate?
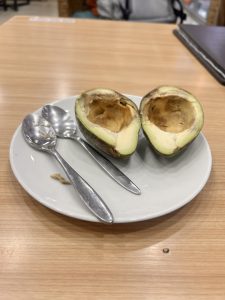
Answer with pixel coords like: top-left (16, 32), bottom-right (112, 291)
top-left (9, 96), bottom-right (212, 223)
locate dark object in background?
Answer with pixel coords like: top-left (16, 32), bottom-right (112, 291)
top-left (0, 0), bottom-right (7, 10)
top-left (174, 24), bottom-right (225, 85)
top-left (3, 0), bottom-right (30, 11)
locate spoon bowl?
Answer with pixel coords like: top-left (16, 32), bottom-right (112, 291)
top-left (42, 105), bottom-right (77, 138)
top-left (22, 114), bottom-right (57, 151)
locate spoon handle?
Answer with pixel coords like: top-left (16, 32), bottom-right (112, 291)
top-left (76, 137), bottom-right (141, 195)
top-left (50, 149), bottom-right (114, 224)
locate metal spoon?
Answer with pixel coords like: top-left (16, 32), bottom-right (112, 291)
top-left (22, 113), bottom-right (114, 224)
top-left (42, 105), bottom-right (141, 195)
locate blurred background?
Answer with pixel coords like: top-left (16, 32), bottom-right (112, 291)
top-left (0, 0), bottom-right (224, 25)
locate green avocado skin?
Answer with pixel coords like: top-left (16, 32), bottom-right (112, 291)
top-left (76, 116), bottom-right (134, 159)
top-left (140, 86), bottom-right (204, 157)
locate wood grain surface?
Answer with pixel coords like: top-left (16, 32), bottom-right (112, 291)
top-left (0, 16), bottom-right (225, 300)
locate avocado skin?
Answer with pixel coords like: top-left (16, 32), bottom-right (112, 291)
top-left (140, 86), bottom-right (203, 157)
top-left (75, 88), bottom-right (140, 159)
top-left (76, 116), bottom-right (133, 159)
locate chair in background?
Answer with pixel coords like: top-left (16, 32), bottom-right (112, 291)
top-left (0, 0), bottom-right (7, 10)
top-left (5, 0), bottom-right (30, 11)
top-left (58, 0), bottom-right (86, 17)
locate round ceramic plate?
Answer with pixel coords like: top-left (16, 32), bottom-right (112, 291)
top-left (9, 96), bottom-right (212, 223)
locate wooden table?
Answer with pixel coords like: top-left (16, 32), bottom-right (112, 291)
top-left (0, 16), bottom-right (225, 299)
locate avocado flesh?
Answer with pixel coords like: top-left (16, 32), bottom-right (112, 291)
top-left (140, 86), bottom-right (204, 156)
top-left (75, 89), bottom-right (141, 157)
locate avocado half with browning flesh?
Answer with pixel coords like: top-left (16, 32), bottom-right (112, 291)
top-left (75, 88), bottom-right (141, 158)
top-left (140, 86), bottom-right (204, 156)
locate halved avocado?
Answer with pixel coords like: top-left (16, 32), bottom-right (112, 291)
top-left (140, 86), bottom-right (204, 156)
top-left (75, 88), bottom-right (141, 158)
